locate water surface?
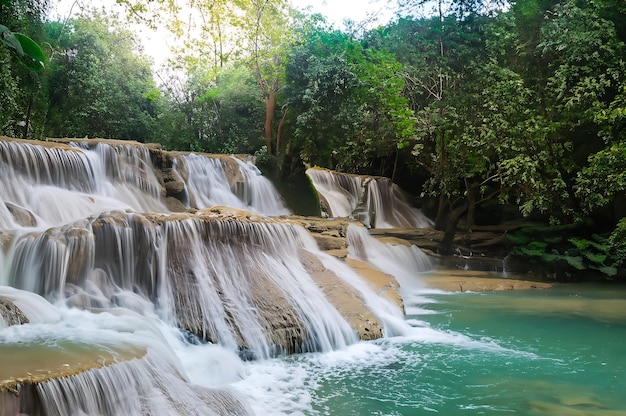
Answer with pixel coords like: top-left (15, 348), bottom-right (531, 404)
top-left (231, 274), bottom-right (626, 415)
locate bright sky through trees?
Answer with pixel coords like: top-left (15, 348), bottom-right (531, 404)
top-left (291, 0), bottom-right (393, 27)
top-left (49, 0), bottom-right (393, 68)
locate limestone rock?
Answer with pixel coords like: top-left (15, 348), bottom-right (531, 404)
top-left (344, 258), bottom-right (405, 311)
top-left (5, 202), bottom-right (37, 227)
top-left (311, 233), bottom-right (347, 251)
top-left (164, 178), bottom-right (186, 196)
top-left (166, 196), bottom-right (188, 212)
top-left (0, 298), bottom-right (29, 326)
top-left (300, 250), bottom-right (384, 341)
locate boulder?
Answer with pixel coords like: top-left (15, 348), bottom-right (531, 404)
top-left (5, 203), bottom-right (37, 227)
top-left (0, 298), bottom-right (29, 326)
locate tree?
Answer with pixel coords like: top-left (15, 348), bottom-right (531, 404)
top-left (0, 0), bottom-right (46, 71)
top-left (0, 0), bottom-right (47, 138)
top-left (156, 64), bottom-right (265, 154)
top-left (44, 13), bottom-right (159, 141)
top-left (116, 0), bottom-right (294, 156)
top-left (242, 0), bottom-right (292, 156)
top-left (283, 25), bottom-right (415, 175)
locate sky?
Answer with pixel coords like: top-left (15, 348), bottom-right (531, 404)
top-left (291, 0), bottom-right (394, 28)
top-left (50, 0), bottom-right (395, 69)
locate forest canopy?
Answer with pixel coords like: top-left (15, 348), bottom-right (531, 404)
top-left (1, 0), bottom-right (626, 262)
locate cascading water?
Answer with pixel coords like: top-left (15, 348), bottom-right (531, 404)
top-left (0, 139), bottom-right (167, 229)
top-left (346, 224), bottom-right (435, 291)
top-left (0, 140), bottom-right (616, 415)
top-left (0, 137), bottom-right (441, 415)
top-left (173, 153), bottom-right (290, 216)
top-left (306, 167), bottom-right (433, 228)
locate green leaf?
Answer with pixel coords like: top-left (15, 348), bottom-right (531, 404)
top-left (0, 25), bottom-right (24, 56)
top-left (506, 232), bottom-right (530, 245)
top-left (563, 256), bottom-right (585, 270)
top-left (583, 251), bottom-right (607, 265)
top-left (568, 237), bottom-right (591, 250)
top-left (1, 25), bottom-right (46, 71)
top-left (13, 33), bottom-right (46, 71)
top-left (598, 266), bottom-right (618, 277)
top-left (0, 0), bottom-right (11, 6)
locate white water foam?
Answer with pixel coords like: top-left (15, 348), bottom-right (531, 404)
top-left (306, 168), bottom-right (433, 229)
top-left (173, 153), bottom-right (290, 216)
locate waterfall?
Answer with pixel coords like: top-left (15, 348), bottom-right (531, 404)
top-left (346, 224), bottom-right (435, 291)
top-left (0, 137), bottom-right (436, 415)
top-left (0, 139), bottom-right (167, 229)
top-left (306, 168), bottom-right (433, 229)
top-left (0, 286), bottom-right (251, 416)
top-left (173, 153), bottom-right (290, 216)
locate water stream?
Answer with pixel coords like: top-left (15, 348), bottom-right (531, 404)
top-left (0, 139), bottom-right (624, 415)
top-left (228, 280), bottom-right (626, 415)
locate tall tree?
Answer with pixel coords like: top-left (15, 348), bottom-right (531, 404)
top-left (242, 0), bottom-right (292, 155)
top-left (284, 26), bottom-right (415, 174)
top-left (44, 13), bottom-right (159, 141)
top-left (156, 64), bottom-right (265, 154)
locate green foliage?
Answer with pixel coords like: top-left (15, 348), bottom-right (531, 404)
top-left (0, 0), bottom-right (50, 137)
top-left (538, 0), bottom-right (625, 125)
top-left (156, 64), bottom-right (265, 154)
top-left (284, 27), bottom-right (415, 173)
top-left (576, 142), bottom-right (626, 211)
top-left (0, 23), bottom-right (46, 71)
top-left (44, 13), bottom-right (159, 141)
top-left (608, 218), bottom-right (626, 269)
top-left (508, 226), bottom-right (620, 279)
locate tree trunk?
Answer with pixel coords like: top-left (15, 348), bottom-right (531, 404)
top-left (23, 95), bottom-right (33, 140)
top-left (276, 106), bottom-right (288, 156)
top-left (438, 201), bottom-right (469, 255)
top-left (465, 180), bottom-right (479, 231)
top-left (264, 88), bottom-right (277, 155)
top-left (434, 194), bottom-right (448, 230)
top-left (391, 148), bottom-right (399, 183)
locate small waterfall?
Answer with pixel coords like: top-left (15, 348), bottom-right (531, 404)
top-left (0, 286), bottom-right (252, 416)
top-left (173, 153), bottom-right (289, 216)
top-left (232, 158), bottom-right (291, 216)
top-left (138, 215), bottom-right (357, 357)
top-left (2, 209), bottom-right (357, 358)
top-left (75, 141), bottom-right (166, 210)
top-left (346, 224), bottom-right (435, 291)
top-left (20, 355), bottom-right (250, 416)
top-left (0, 139), bottom-right (167, 229)
top-left (306, 168), bottom-right (433, 228)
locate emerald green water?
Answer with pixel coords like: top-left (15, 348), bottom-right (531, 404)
top-left (239, 277), bottom-right (626, 415)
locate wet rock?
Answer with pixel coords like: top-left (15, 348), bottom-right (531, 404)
top-left (421, 269), bottom-right (552, 292)
top-left (166, 196), bottom-right (188, 212)
top-left (219, 157), bottom-right (244, 189)
top-left (5, 202), bottom-right (37, 227)
top-left (311, 233), bottom-right (347, 251)
top-left (344, 258), bottom-right (405, 311)
top-left (164, 178), bottom-right (186, 196)
top-left (0, 298), bottom-right (29, 326)
top-left (300, 250), bottom-right (384, 341)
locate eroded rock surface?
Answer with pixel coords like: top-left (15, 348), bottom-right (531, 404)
top-left (0, 298), bottom-right (29, 327)
top-left (300, 250), bottom-right (383, 341)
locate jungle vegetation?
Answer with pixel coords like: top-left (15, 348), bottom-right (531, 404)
top-left (1, 0), bottom-right (625, 276)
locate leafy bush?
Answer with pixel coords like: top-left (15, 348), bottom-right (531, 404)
top-left (608, 218), bottom-right (626, 269)
top-left (507, 225), bottom-right (619, 280)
